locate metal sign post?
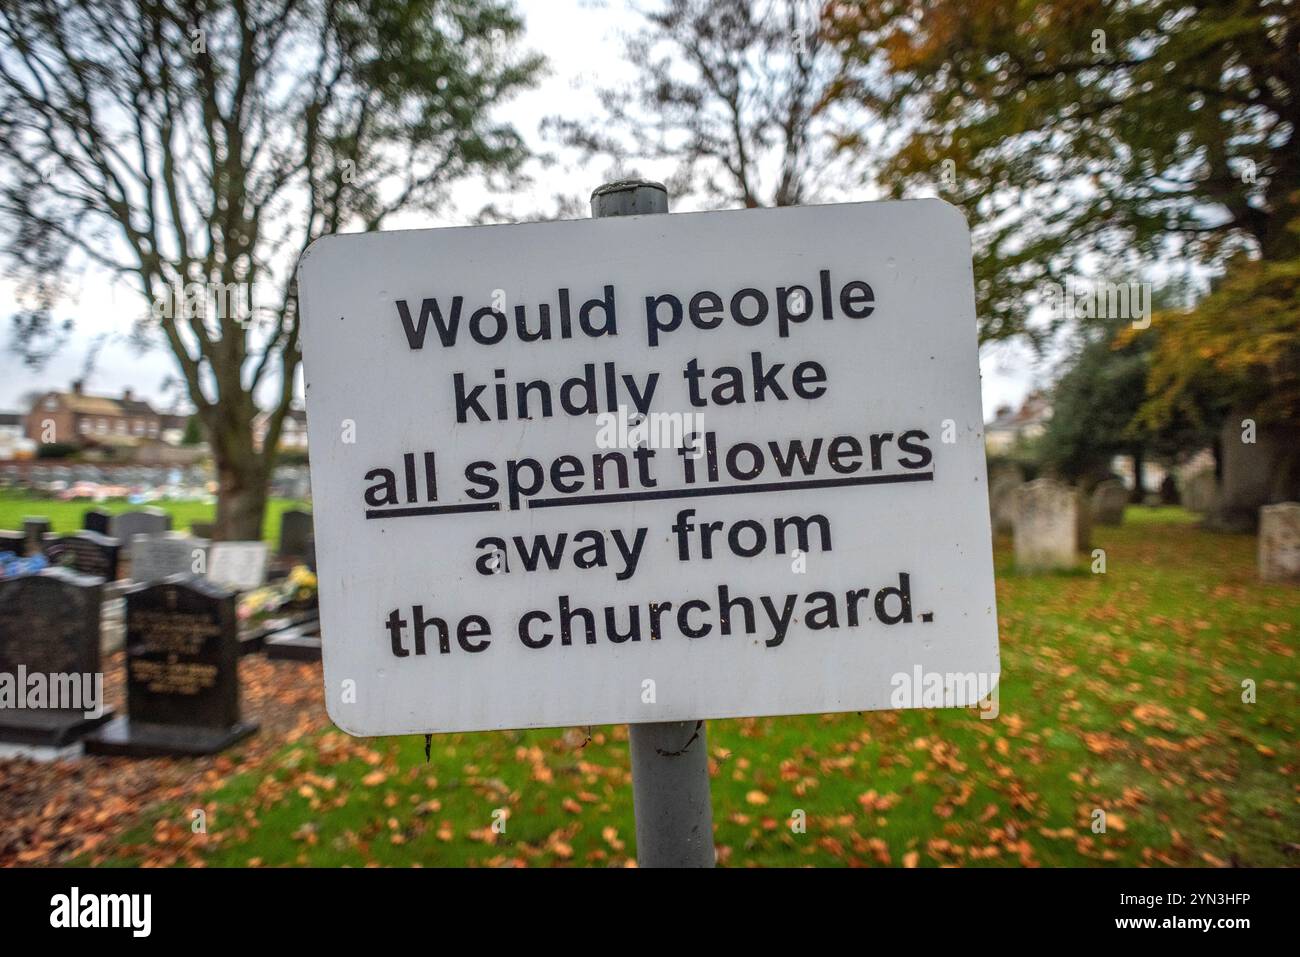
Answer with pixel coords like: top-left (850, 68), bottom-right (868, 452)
top-left (590, 180), bottom-right (716, 868)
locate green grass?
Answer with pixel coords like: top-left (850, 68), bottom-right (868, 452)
top-left (1122, 504), bottom-right (1201, 525)
top-left (87, 512), bottom-right (1299, 867)
top-left (0, 491), bottom-right (309, 544)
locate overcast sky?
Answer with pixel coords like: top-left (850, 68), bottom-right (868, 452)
top-left (0, 0), bottom-right (1041, 417)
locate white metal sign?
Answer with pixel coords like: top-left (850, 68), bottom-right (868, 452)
top-left (298, 200), bottom-right (999, 735)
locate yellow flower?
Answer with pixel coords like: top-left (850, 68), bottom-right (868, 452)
top-left (288, 565), bottom-right (317, 589)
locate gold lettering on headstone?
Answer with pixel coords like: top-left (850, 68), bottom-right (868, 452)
top-left (131, 610), bottom-right (221, 655)
top-left (128, 659), bottom-right (219, 695)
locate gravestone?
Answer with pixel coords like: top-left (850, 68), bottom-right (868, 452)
top-left (42, 531), bottom-right (122, 581)
top-left (23, 517), bottom-right (52, 555)
top-left (207, 541), bottom-right (269, 591)
top-left (100, 592), bottom-right (126, 655)
top-left (1013, 479), bottom-right (1078, 571)
top-left (191, 521), bottom-right (215, 539)
top-left (1258, 503), bottom-right (1300, 583)
top-left (83, 509), bottom-right (112, 535)
top-left (265, 620), bottom-right (323, 662)
top-left (1075, 487), bottom-right (1092, 553)
top-left (1159, 474), bottom-right (1179, 505)
top-left (278, 509), bottom-right (314, 558)
top-left (111, 509), bottom-right (172, 557)
top-left (1091, 480), bottom-right (1128, 527)
top-left (131, 534), bottom-right (208, 583)
top-left (0, 569), bottom-right (114, 746)
top-left (1182, 469), bottom-right (1217, 514)
top-left (0, 530), bottom-right (26, 555)
top-left (303, 534), bottom-right (317, 573)
top-left (84, 576), bottom-right (258, 756)
top-left (989, 473), bottom-right (1023, 536)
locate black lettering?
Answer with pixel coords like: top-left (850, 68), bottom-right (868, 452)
top-left (840, 280), bottom-right (875, 319)
top-left (395, 296), bottom-right (462, 349)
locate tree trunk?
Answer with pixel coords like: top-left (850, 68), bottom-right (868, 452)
top-left (210, 410), bottom-right (269, 542)
top-left (215, 462), bottom-right (269, 542)
top-left (1130, 449), bottom-right (1145, 504)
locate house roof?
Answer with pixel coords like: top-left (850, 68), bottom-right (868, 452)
top-left (63, 395), bottom-right (124, 416)
top-left (986, 392), bottom-right (1051, 431)
top-left (41, 388), bottom-right (158, 418)
top-left (253, 406), bottom-right (308, 425)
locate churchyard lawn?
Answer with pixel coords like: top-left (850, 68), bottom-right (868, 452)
top-left (14, 508), bottom-right (1295, 868)
top-left (0, 492), bottom-right (310, 546)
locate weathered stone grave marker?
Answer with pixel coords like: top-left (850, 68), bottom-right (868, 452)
top-left (130, 534), bottom-right (208, 584)
top-left (989, 472), bottom-right (1024, 537)
top-left (111, 508), bottom-right (172, 559)
top-left (1013, 479), bottom-right (1078, 571)
top-left (207, 541), bottom-right (268, 592)
top-left (1258, 503), bottom-right (1300, 583)
top-left (1091, 479), bottom-right (1128, 527)
top-left (1182, 469), bottom-right (1217, 514)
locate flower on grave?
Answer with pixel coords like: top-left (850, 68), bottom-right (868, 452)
top-left (287, 565), bottom-right (318, 602)
top-left (0, 553), bottom-right (48, 579)
top-left (288, 565), bottom-right (317, 590)
top-left (238, 586), bottom-right (283, 621)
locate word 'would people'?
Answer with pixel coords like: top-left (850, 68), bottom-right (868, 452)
top-left (392, 269), bottom-right (875, 350)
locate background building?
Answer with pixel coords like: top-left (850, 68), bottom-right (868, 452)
top-left (23, 380), bottom-right (162, 449)
top-left (984, 391), bottom-right (1051, 455)
top-left (252, 406), bottom-right (309, 453)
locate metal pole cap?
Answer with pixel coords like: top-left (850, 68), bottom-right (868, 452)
top-left (590, 180), bottom-right (669, 218)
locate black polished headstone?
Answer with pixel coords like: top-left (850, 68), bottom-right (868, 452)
top-left (43, 531), bottom-right (122, 581)
top-left (84, 575), bottom-right (257, 757)
top-left (0, 530), bottom-right (26, 556)
top-left (0, 569), bottom-right (114, 746)
top-left (84, 509), bottom-right (112, 535)
top-left (278, 510), bottom-right (314, 557)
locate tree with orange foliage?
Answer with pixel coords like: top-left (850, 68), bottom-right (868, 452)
top-left (826, 0), bottom-right (1299, 345)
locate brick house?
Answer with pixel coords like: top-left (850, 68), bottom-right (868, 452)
top-left (24, 380), bottom-right (163, 449)
top-left (252, 406), bottom-right (309, 452)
